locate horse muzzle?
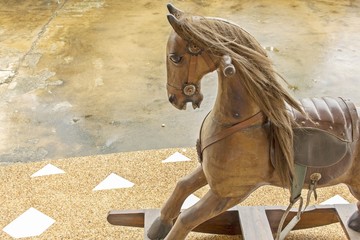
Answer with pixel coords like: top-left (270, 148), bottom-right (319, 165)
top-left (168, 93), bottom-right (203, 110)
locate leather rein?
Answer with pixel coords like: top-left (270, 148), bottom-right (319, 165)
top-left (197, 111), bottom-right (266, 161)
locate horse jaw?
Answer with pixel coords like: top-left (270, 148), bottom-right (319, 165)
top-left (171, 101), bottom-right (200, 110)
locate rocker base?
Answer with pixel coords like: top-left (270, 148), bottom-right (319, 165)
top-left (107, 204), bottom-right (360, 239)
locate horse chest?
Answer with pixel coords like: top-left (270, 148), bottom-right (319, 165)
top-left (200, 119), bottom-right (272, 197)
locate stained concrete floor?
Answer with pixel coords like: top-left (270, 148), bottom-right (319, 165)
top-left (0, 0), bottom-right (360, 164)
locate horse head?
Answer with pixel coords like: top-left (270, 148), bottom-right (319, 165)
top-left (165, 4), bottom-right (235, 110)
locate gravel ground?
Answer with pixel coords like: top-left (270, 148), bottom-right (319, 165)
top-left (0, 147), bottom-right (356, 239)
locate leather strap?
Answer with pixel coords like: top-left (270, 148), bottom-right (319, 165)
top-left (187, 54), bottom-right (198, 84)
top-left (291, 164), bottom-right (307, 202)
top-left (187, 52), bottom-right (215, 85)
top-left (201, 52), bottom-right (216, 70)
top-left (167, 50), bottom-right (216, 91)
top-left (167, 82), bottom-right (183, 92)
top-left (200, 111), bottom-right (266, 153)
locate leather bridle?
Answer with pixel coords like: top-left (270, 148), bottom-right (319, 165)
top-left (166, 42), bottom-right (216, 97)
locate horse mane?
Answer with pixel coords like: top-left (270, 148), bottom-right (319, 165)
top-left (178, 14), bottom-right (305, 186)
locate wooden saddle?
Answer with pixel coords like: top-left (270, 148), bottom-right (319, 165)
top-left (287, 97), bottom-right (359, 186)
top-left (271, 97), bottom-right (359, 239)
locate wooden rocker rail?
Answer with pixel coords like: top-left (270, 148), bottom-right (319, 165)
top-left (107, 204), bottom-right (360, 240)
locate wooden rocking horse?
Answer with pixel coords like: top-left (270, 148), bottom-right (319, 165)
top-left (108, 4), bottom-right (360, 239)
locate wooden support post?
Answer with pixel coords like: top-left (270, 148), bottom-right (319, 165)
top-left (335, 204), bottom-right (360, 240)
top-left (143, 209), bottom-right (161, 240)
top-left (237, 206), bottom-right (273, 240)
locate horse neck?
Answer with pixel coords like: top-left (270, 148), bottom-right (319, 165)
top-left (212, 70), bottom-right (261, 125)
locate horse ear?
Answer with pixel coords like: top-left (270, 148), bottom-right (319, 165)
top-left (167, 14), bottom-right (185, 38)
top-left (167, 3), bottom-right (184, 19)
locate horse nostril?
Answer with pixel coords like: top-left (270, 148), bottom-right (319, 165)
top-left (168, 94), bottom-right (176, 103)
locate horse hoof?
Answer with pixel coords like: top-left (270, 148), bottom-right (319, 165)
top-left (147, 217), bottom-right (173, 240)
top-left (348, 211), bottom-right (360, 232)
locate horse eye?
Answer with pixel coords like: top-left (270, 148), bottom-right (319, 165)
top-left (169, 54), bottom-right (182, 64)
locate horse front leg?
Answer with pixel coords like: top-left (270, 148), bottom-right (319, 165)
top-left (147, 166), bottom-right (207, 239)
top-left (163, 189), bottom-right (242, 240)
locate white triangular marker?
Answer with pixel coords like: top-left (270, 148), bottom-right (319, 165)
top-left (3, 207), bottom-right (55, 238)
top-left (93, 173), bottom-right (134, 191)
top-left (162, 152), bottom-right (191, 163)
top-left (181, 194), bottom-right (200, 209)
top-left (31, 164), bottom-right (65, 177)
top-left (320, 195), bottom-right (349, 205)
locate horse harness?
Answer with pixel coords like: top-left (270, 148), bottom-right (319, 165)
top-left (196, 97), bottom-right (359, 240)
top-left (166, 41), bottom-right (216, 97)
top-left (196, 111), bottom-right (266, 161)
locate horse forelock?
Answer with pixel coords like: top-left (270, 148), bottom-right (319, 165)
top-left (178, 15), bottom-right (305, 186)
